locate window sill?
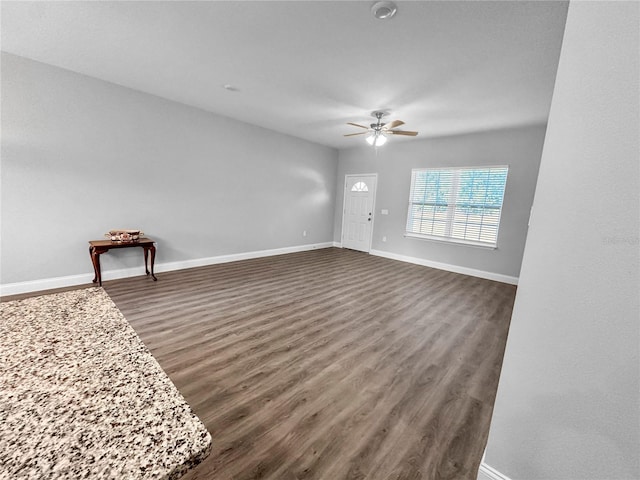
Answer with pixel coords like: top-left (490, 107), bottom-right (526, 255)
top-left (404, 232), bottom-right (498, 250)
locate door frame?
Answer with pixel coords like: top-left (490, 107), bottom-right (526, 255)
top-left (341, 173), bottom-right (378, 253)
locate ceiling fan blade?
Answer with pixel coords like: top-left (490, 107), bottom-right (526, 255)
top-left (346, 122), bottom-right (369, 130)
top-left (344, 132), bottom-right (369, 137)
top-left (388, 130), bottom-right (418, 136)
top-left (383, 120), bottom-right (405, 130)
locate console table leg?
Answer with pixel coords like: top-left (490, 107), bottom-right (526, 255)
top-left (90, 247), bottom-right (102, 286)
top-left (149, 244), bottom-right (157, 281)
top-left (143, 246), bottom-right (150, 275)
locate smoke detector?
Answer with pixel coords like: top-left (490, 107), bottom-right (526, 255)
top-left (371, 1), bottom-right (397, 20)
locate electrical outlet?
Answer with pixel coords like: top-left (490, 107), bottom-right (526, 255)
top-left (382, 236), bottom-right (387, 242)
top-left (303, 230), bottom-right (307, 237)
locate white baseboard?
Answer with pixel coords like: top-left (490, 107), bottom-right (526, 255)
top-left (369, 249), bottom-right (518, 285)
top-left (0, 242), bottom-right (334, 297)
top-left (0, 273), bottom-right (96, 297)
top-left (477, 462), bottom-right (512, 480)
top-left (154, 242), bottom-right (334, 273)
top-left (1, 243), bottom-right (517, 296)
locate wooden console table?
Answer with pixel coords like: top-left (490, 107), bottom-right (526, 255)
top-left (89, 238), bottom-right (157, 286)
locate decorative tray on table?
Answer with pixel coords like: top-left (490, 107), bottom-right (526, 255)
top-left (105, 229), bottom-right (144, 243)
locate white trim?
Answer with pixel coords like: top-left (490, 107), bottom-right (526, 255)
top-left (0, 242), bottom-right (334, 297)
top-left (332, 241), bottom-right (342, 248)
top-left (154, 242), bottom-right (333, 273)
top-left (477, 462), bottom-right (513, 480)
top-left (404, 232), bottom-right (498, 249)
top-left (0, 273), bottom-right (96, 297)
top-left (369, 249), bottom-right (518, 285)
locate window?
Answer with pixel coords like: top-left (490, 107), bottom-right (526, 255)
top-left (351, 181), bottom-right (369, 192)
top-left (405, 166), bottom-right (508, 247)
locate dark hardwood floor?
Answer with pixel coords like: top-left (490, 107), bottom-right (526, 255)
top-left (102, 247), bottom-right (515, 480)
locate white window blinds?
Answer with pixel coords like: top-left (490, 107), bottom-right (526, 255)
top-left (406, 166), bottom-right (508, 247)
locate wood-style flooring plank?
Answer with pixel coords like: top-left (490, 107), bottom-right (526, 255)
top-left (103, 247), bottom-right (515, 480)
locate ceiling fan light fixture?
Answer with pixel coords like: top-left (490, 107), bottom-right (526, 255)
top-left (345, 110), bottom-right (416, 146)
top-left (371, 1), bottom-right (397, 20)
top-left (366, 131), bottom-right (387, 147)
top-left (375, 133), bottom-right (388, 146)
top-left (365, 133), bottom-right (375, 145)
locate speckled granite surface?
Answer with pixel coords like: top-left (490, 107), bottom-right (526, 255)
top-left (0, 288), bottom-right (211, 479)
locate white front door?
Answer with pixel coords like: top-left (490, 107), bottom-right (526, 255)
top-left (342, 174), bottom-right (377, 252)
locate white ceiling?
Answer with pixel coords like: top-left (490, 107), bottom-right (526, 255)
top-left (1, 1), bottom-right (568, 149)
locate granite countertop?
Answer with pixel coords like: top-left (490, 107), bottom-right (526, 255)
top-left (0, 287), bottom-right (211, 479)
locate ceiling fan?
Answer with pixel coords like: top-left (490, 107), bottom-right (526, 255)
top-left (344, 111), bottom-right (418, 146)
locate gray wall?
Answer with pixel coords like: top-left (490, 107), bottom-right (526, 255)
top-left (333, 125), bottom-right (546, 279)
top-left (1, 53), bottom-right (338, 285)
top-left (484, 2), bottom-right (639, 478)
